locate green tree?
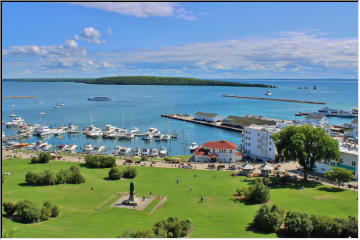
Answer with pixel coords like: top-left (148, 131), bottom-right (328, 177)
top-left (324, 167), bottom-right (354, 186)
top-left (253, 205), bottom-right (284, 232)
top-left (153, 217), bottom-right (192, 238)
top-left (50, 205), bottom-right (60, 218)
top-left (120, 230), bottom-right (153, 238)
top-left (108, 167), bottom-right (122, 180)
top-left (122, 166), bottom-right (137, 179)
top-left (245, 181), bottom-right (270, 204)
top-left (14, 200), bottom-right (41, 223)
top-left (3, 202), bottom-right (16, 216)
top-left (284, 211), bottom-right (313, 237)
top-left (272, 125), bottom-right (340, 181)
top-left (38, 152), bottom-right (51, 163)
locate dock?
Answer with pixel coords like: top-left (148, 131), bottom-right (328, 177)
top-left (223, 95), bottom-right (326, 105)
top-left (2, 96), bottom-right (37, 99)
top-left (161, 114), bottom-right (243, 132)
top-left (295, 112), bottom-right (311, 116)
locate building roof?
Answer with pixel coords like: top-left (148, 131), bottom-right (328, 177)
top-left (234, 152), bottom-right (242, 157)
top-left (202, 139), bottom-right (237, 150)
top-left (241, 164), bottom-right (254, 170)
top-left (259, 164), bottom-right (273, 171)
top-left (194, 147), bottom-right (208, 156)
top-left (209, 154), bottom-right (219, 158)
top-left (195, 112), bottom-right (219, 118)
top-left (305, 114), bottom-right (326, 120)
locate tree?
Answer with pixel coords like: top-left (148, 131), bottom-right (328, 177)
top-left (40, 170), bottom-right (56, 185)
top-left (25, 171), bottom-right (39, 185)
top-left (342, 216), bottom-right (358, 238)
top-left (325, 167), bottom-right (354, 186)
top-left (3, 202), bottom-right (16, 216)
top-left (38, 152), bottom-right (51, 163)
top-left (245, 181), bottom-right (270, 204)
top-left (50, 205), bottom-right (60, 218)
top-left (153, 217), bottom-right (192, 238)
top-left (253, 205), bottom-right (284, 232)
top-left (122, 166), bottom-right (137, 179)
top-left (108, 167), bottom-right (122, 180)
top-left (14, 200), bottom-right (41, 223)
top-left (284, 211), bottom-right (313, 237)
top-left (120, 230), bottom-right (153, 238)
top-left (272, 125), bottom-right (340, 181)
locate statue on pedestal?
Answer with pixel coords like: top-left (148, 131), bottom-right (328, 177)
top-left (129, 182), bottom-right (135, 201)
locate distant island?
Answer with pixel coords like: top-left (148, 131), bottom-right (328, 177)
top-left (3, 76), bottom-right (276, 88)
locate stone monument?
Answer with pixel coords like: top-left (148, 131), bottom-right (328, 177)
top-left (122, 182), bottom-right (137, 206)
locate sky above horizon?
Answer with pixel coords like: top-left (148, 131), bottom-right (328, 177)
top-left (2, 2), bottom-right (358, 79)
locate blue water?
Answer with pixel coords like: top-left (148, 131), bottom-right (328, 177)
top-left (2, 79), bottom-right (358, 155)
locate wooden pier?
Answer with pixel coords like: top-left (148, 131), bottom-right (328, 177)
top-left (223, 95), bottom-right (326, 105)
top-left (2, 96), bottom-right (36, 99)
top-left (161, 114), bottom-right (243, 132)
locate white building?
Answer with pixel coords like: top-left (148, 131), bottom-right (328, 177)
top-left (304, 114), bottom-right (328, 127)
top-left (194, 112), bottom-right (222, 122)
top-left (351, 118), bottom-right (358, 139)
top-left (192, 140), bottom-right (242, 163)
top-left (242, 124), bottom-right (280, 162)
top-left (315, 147), bottom-right (358, 180)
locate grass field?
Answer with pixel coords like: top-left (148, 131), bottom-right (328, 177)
top-left (2, 158), bottom-right (358, 238)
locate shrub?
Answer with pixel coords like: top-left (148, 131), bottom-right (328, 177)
top-left (66, 166), bottom-right (85, 184)
top-left (108, 167), bottom-right (122, 180)
top-left (253, 205), bottom-right (284, 232)
top-left (141, 155), bottom-right (148, 161)
top-left (245, 181), bottom-right (270, 204)
top-left (235, 187), bottom-right (248, 196)
top-left (25, 167), bottom-right (84, 186)
top-left (55, 169), bottom-right (68, 184)
top-left (85, 155), bottom-right (116, 168)
top-left (123, 166), bottom-right (137, 179)
top-left (40, 170), bottom-right (56, 185)
top-left (310, 215), bottom-right (336, 237)
top-left (284, 211), bottom-right (313, 237)
top-left (30, 156), bottom-right (39, 164)
top-left (25, 171), bottom-right (39, 185)
top-left (120, 230), bottom-right (153, 238)
top-left (3, 202), bottom-right (16, 216)
top-left (341, 216), bottom-right (358, 238)
top-left (14, 200), bottom-right (41, 223)
top-left (50, 205), bottom-right (60, 218)
top-left (153, 217), bottom-right (192, 238)
top-left (38, 152), bottom-right (51, 163)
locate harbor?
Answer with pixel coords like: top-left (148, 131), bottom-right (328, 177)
top-left (223, 94), bottom-right (326, 105)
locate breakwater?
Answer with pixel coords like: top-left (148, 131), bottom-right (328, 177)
top-left (2, 96), bottom-right (37, 99)
top-left (223, 95), bottom-right (326, 105)
top-left (161, 114), bottom-right (243, 132)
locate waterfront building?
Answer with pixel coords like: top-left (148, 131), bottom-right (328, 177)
top-left (315, 145), bottom-right (358, 180)
top-left (242, 124), bottom-right (280, 162)
top-left (304, 114), bottom-right (328, 127)
top-left (191, 139), bottom-right (242, 163)
top-left (194, 112), bottom-right (223, 122)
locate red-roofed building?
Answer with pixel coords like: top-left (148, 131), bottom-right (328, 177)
top-left (191, 140), bottom-right (242, 163)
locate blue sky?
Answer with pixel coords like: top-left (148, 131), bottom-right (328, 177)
top-left (2, 2), bottom-right (358, 79)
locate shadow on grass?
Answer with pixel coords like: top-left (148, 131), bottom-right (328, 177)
top-left (246, 223), bottom-right (274, 235)
top-left (17, 183), bottom-right (30, 187)
top-left (268, 180), bottom-right (321, 190)
top-left (317, 186), bottom-right (345, 192)
top-left (229, 197), bottom-right (268, 206)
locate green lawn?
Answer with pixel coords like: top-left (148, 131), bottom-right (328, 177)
top-left (2, 158), bottom-right (358, 238)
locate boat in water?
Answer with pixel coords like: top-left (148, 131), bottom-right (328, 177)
top-left (150, 148), bottom-right (159, 157)
top-left (189, 142), bottom-right (199, 152)
top-left (159, 147), bottom-right (167, 157)
top-left (87, 96), bottom-right (112, 101)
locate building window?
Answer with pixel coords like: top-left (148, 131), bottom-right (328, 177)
top-left (269, 148), bottom-right (271, 151)
top-left (229, 158), bottom-right (232, 161)
top-left (258, 133), bottom-right (260, 136)
top-left (230, 150), bottom-right (232, 153)
top-left (352, 161), bottom-right (357, 166)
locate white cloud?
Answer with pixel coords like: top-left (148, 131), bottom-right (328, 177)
top-left (76, 27), bottom-right (105, 44)
top-left (64, 39), bottom-right (78, 48)
top-left (71, 2), bottom-right (196, 20)
top-left (102, 32), bottom-right (357, 74)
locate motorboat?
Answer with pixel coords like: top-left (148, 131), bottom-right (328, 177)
top-left (150, 148), bottom-right (159, 157)
top-left (113, 146), bottom-right (123, 154)
top-left (66, 144), bottom-right (78, 152)
top-left (39, 112), bottom-right (46, 115)
top-left (133, 148), bottom-right (141, 156)
top-left (131, 127), bottom-right (139, 134)
top-left (94, 145), bottom-right (106, 153)
top-left (141, 148), bottom-right (150, 156)
top-left (119, 147), bottom-right (132, 155)
top-left (88, 96), bottom-right (111, 101)
top-left (5, 117), bottom-right (26, 127)
top-left (142, 133), bottom-right (152, 141)
top-left (159, 147), bottom-right (167, 157)
top-left (162, 134), bottom-right (171, 141)
top-left (57, 144), bottom-right (68, 151)
top-left (9, 113), bottom-right (17, 118)
top-left (154, 134), bottom-right (162, 141)
top-left (189, 142), bottom-right (199, 152)
top-left (86, 130), bottom-right (103, 138)
top-left (265, 90), bottom-right (272, 96)
top-left (83, 144), bottom-right (94, 152)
